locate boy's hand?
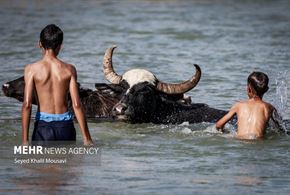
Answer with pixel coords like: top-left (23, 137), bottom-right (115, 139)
top-left (216, 127), bottom-right (224, 133)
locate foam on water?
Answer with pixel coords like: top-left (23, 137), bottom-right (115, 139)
top-left (167, 121), bottom-right (237, 138)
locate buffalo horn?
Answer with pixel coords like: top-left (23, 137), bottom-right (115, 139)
top-left (156, 64), bottom-right (201, 94)
top-left (103, 45), bottom-right (122, 84)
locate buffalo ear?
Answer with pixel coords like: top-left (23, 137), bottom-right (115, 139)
top-left (95, 83), bottom-right (126, 98)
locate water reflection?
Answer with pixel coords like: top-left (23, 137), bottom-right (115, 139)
top-left (12, 165), bottom-right (76, 192)
top-left (2, 143), bottom-right (102, 194)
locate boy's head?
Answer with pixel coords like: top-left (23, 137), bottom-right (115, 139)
top-left (39, 24), bottom-right (63, 51)
top-left (247, 72), bottom-right (269, 98)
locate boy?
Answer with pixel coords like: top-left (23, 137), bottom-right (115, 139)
top-left (216, 71), bottom-right (280, 139)
top-left (22, 24), bottom-right (93, 145)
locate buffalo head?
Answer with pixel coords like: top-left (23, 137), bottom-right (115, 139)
top-left (2, 76), bottom-right (25, 102)
top-left (102, 46), bottom-right (201, 123)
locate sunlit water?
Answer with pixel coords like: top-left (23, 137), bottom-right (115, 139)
top-left (0, 0), bottom-right (290, 194)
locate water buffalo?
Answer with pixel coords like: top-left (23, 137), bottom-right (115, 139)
top-left (2, 46), bottom-right (227, 124)
top-left (101, 46), bottom-right (227, 123)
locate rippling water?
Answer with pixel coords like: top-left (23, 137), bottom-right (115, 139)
top-left (0, 0), bottom-right (290, 194)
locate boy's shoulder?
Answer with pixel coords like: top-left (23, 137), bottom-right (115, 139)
top-left (233, 100), bottom-right (248, 107)
top-left (23, 62), bottom-right (38, 74)
top-left (24, 59), bottom-right (44, 70)
top-left (245, 99), bottom-right (274, 112)
top-left (63, 62), bottom-right (76, 74)
top-left (24, 60), bottom-right (76, 79)
top-left (261, 101), bottom-right (275, 111)
top-left (230, 99), bottom-right (251, 112)
top-left (27, 59), bottom-right (75, 70)
top-left (57, 58), bottom-right (75, 69)
top-left (236, 99), bottom-right (248, 104)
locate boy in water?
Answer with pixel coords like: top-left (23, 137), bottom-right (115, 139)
top-left (216, 71), bottom-right (280, 139)
top-left (22, 24), bottom-right (93, 145)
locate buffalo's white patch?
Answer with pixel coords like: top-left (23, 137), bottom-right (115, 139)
top-left (122, 69), bottom-right (157, 88)
top-left (3, 83), bottom-right (9, 88)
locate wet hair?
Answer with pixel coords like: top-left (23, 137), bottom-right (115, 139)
top-left (247, 72), bottom-right (269, 97)
top-left (40, 24), bottom-right (63, 50)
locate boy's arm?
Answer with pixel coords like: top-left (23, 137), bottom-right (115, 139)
top-left (69, 66), bottom-right (93, 145)
top-left (21, 65), bottom-right (34, 145)
top-left (270, 106), bottom-right (285, 133)
top-left (216, 103), bottom-right (238, 131)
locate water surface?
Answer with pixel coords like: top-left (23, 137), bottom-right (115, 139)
top-left (0, 0), bottom-right (290, 194)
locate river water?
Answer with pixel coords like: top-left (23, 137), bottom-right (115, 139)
top-left (0, 0), bottom-right (290, 194)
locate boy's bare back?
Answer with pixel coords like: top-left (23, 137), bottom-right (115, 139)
top-left (25, 57), bottom-right (76, 114)
top-left (232, 98), bottom-right (273, 139)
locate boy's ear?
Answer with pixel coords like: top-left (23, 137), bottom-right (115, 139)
top-left (38, 41), bottom-right (43, 49)
top-left (247, 85), bottom-right (254, 97)
top-left (247, 85), bottom-right (251, 93)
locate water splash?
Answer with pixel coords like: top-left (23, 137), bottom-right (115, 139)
top-left (167, 122), bottom-right (237, 137)
top-left (274, 70), bottom-right (290, 133)
top-left (275, 70), bottom-right (289, 118)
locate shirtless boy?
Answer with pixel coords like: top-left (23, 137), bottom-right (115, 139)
top-left (216, 71), bottom-right (279, 139)
top-left (22, 24), bottom-right (93, 145)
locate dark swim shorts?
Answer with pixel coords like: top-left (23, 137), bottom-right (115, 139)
top-left (32, 112), bottom-right (76, 141)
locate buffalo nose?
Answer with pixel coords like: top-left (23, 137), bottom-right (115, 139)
top-left (113, 103), bottom-right (128, 114)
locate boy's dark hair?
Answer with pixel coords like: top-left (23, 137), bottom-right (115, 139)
top-left (247, 72), bottom-right (269, 97)
top-left (40, 24), bottom-right (63, 50)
